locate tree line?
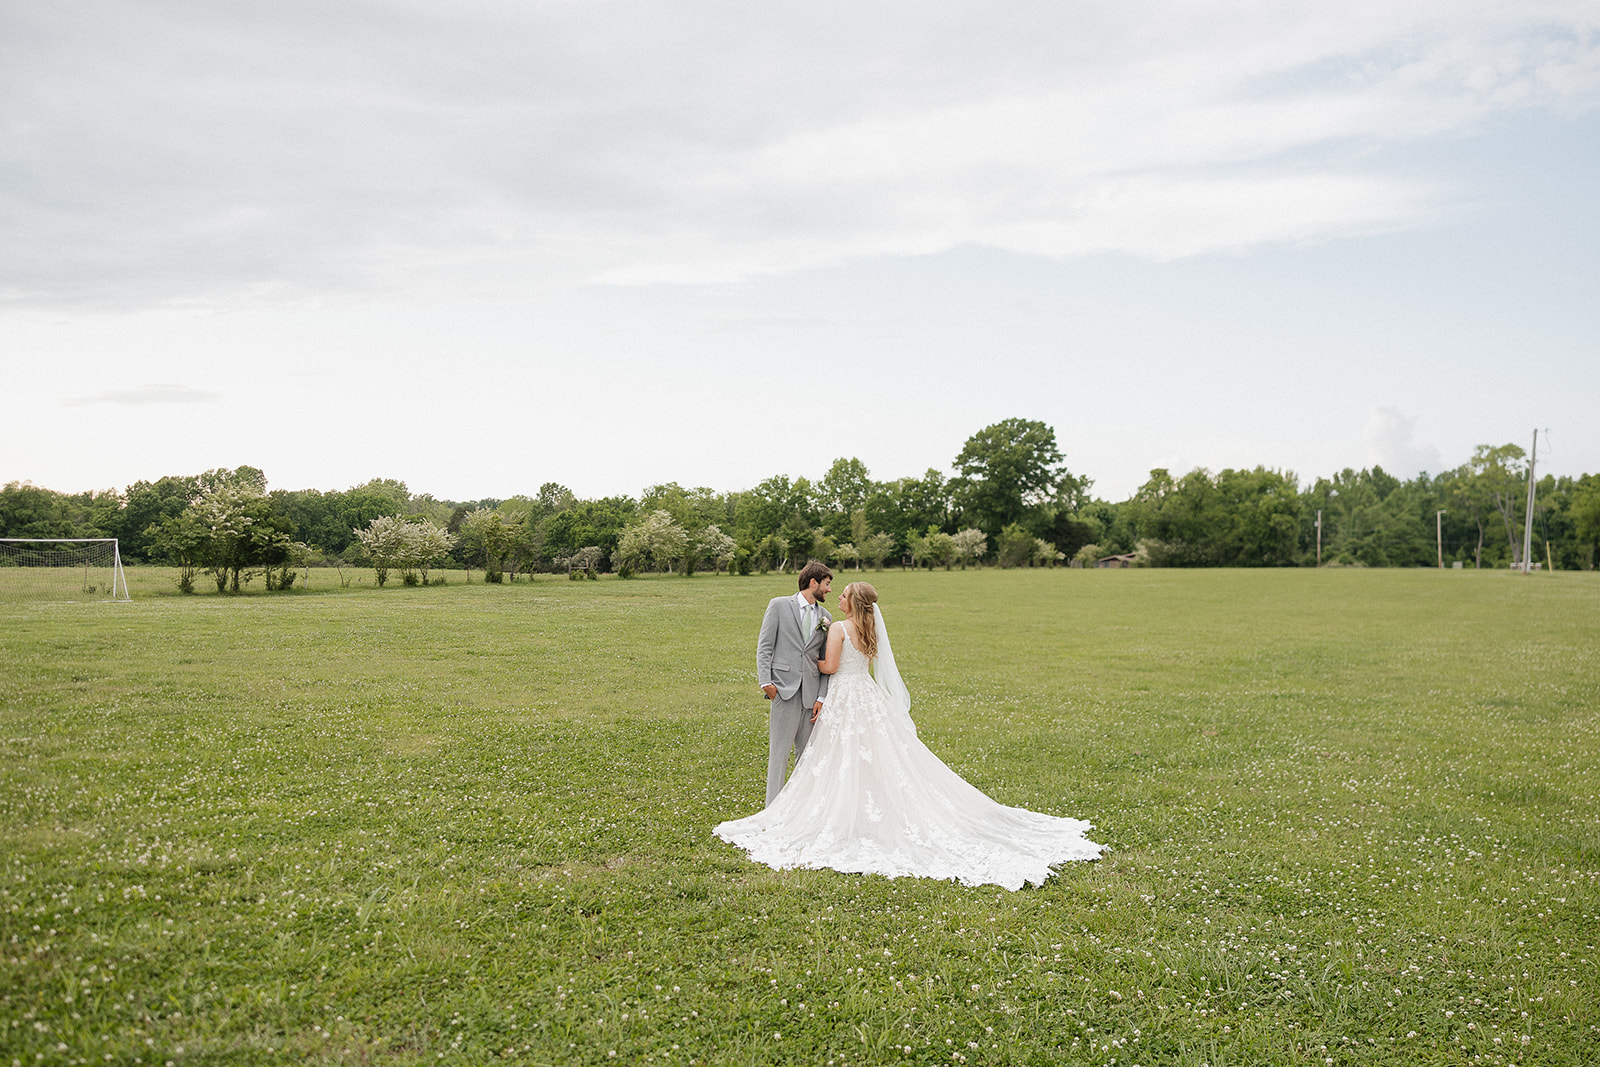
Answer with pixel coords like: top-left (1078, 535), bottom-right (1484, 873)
top-left (4, 419), bottom-right (1599, 588)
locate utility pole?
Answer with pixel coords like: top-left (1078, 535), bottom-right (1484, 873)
top-left (1315, 509), bottom-right (1322, 567)
top-left (1521, 429), bottom-right (1538, 575)
top-left (1436, 510), bottom-right (1444, 569)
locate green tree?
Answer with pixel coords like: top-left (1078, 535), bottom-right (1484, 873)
top-left (459, 509), bottom-right (521, 582)
top-left (0, 481), bottom-right (81, 538)
top-left (538, 495), bottom-right (637, 571)
top-left (864, 470), bottom-right (951, 555)
top-left (817, 458), bottom-right (874, 540)
top-left (538, 482), bottom-right (576, 513)
top-left (1127, 467), bottom-right (1302, 567)
top-left (951, 418), bottom-right (1068, 537)
top-left (782, 510), bottom-right (817, 570)
top-left (1571, 476), bottom-right (1600, 569)
top-left (1467, 444), bottom-right (1530, 567)
top-left (996, 523), bottom-right (1036, 568)
top-left (735, 475), bottom-right (812, 545)
top-left (117, 476), bottom-right (197, 559)
top-left (335, 480), bottom-right (411, 554)
top-left (860, 532), bottom-right (896, 570)
top-left (1304, 466), bottom-right (1437, 567)
top-left (850, 509), bottom-right (868, 546)
top-left (493, 500), bottom-right (544, 579)
top-left (268, 488), bottom-right (339, 553)
top-left (923, 527), bottom-right (957, 569)
top-left (147, 508), bottom-right (209, 593)
top-left (1030, 503), bottom-right (1099, 560)
top-left (752, 533), bottom-right (790, 574)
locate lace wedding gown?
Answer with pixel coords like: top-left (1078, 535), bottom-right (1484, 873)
top-left (715, 622), bottom-right (1103, 890)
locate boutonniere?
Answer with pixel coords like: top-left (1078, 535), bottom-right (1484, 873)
top-left (815, 615), bottom-right (831, 634)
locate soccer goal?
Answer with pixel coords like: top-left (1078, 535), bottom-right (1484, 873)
top-left (0, 539), bottom-right (131, 602)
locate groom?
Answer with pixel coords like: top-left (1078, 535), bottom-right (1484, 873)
top-left (756, 561), bottom-right (834, 806)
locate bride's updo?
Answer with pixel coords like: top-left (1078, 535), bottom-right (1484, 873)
top-left (844, 582), bottom-right (880, 661)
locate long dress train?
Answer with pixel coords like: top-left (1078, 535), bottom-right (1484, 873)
top-left (715, 621), bottom-right (1103, 890)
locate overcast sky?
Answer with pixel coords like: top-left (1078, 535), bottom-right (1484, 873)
top-left (4, 1), bottom-right (1597, 502)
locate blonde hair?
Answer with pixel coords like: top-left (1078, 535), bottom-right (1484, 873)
top-left (843, 582), bottom-right (880, 661)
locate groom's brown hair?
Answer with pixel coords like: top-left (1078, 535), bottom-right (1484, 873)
top-left (797, 561), bottom-right (833, 591)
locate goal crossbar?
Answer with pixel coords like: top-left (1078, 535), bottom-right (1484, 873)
top-left (0, 538), bottom-right (130, 601)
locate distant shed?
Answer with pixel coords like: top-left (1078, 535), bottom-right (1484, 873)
top-left (1095, 553), bottom-right (1138, 569)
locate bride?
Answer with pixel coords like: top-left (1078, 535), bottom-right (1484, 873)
top-left (715, 582), bottom-right (1103, 890)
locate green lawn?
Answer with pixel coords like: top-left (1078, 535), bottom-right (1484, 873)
top-left (2, 568), bottom-right (1597, 1065)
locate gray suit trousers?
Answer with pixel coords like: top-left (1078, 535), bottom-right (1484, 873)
top-left (766, 688), bottom-right (814, 806)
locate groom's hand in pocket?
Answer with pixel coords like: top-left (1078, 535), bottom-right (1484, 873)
top-left (762, 684), bottom-right (778, 700)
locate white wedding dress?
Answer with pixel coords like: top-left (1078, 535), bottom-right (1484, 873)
top-left (715, 619), bottom-right (1103, 890)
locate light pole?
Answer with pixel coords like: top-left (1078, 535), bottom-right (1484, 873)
top-left (1437, 510), bottom-right (1444, 569)
top-left (1521, 430), bottom-right (1538, 575)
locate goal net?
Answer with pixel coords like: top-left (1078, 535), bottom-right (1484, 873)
top-left (0, 539), bottom-right (130, 602)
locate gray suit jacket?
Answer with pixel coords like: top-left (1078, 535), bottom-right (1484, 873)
top-left (756, 595), bottom-right (832, 706)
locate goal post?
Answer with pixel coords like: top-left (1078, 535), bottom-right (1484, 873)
top-left (0, 538), bottom-right (131, 602)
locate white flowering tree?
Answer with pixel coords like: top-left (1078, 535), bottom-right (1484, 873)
top-left (355, 516), bottom-right (458, 586)
top-left (403, 520), bottom-right (456, 584)
top-left (556, 545), bottom-right (603, 579)
top-left (186, 484), bottom-right (294, 593)
top-left (354, 514), bottom-right (412, 587)
top-left (617, 509), bottom-right (689, 575)
top-left (952, 528), bottom-right (988, 568)
top-left (699, 523), bottom-right (738, 574)
top-left (1032, 537), bottom-right (1065, 567)
top-left (834, 541), bottom-right (861, 570)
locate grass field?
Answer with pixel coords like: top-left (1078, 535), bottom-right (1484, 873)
top-left (2, 567), bottom-right (1598, 1066)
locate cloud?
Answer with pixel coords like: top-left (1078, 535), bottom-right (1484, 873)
top-left (1363, 405), bottom-right (1442, 477)
top-left (62, 383), bottom-right (223, 407)
top-left (2, 2), bottom-right (1597, 303)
